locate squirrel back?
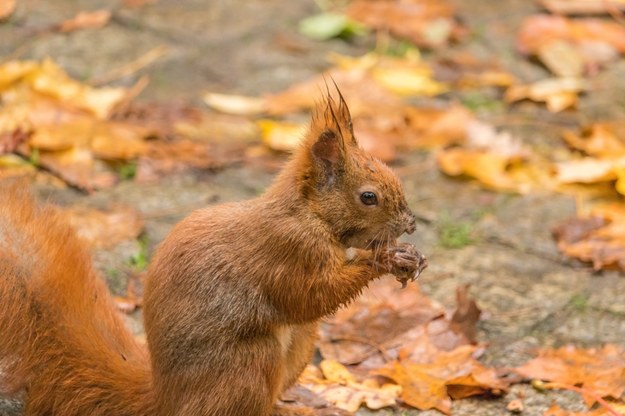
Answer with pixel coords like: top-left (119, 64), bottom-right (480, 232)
top-left (0, 183), bottom-right (153, 416)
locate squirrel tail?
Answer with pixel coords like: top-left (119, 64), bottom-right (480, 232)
top-left (0, 182), bottom-right (153, 416)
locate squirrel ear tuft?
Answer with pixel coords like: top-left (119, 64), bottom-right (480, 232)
top-left (311, 129), bottom-right (341, 186)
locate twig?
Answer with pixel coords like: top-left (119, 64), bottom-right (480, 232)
top-left (90, 45), bottom-right (169, 86)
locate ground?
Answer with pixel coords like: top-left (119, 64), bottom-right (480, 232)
top-left (1, 0), bottom-right (625, 415)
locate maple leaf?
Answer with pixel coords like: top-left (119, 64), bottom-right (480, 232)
top-left (517, 345), bottom-right (625, 406)
top-left (299, 362), bottom-right (401, 413)
top-left (552, 204), bottom-right (625, 271)
top-left (376, 343), bottom-right (507, 415)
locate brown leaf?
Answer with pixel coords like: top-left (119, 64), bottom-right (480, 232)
top-left (58, 10), bottom-right (112, 33)
top-left (377, 344), bottom-right (507, 414)
top-left (450, 284), bottom-right (481, 344)
top-left (516, 345), bottom-right (625, 405)
top-left (552, 205), bottom-right (625, 271)
top-left (64, 205), bottom-right (144, 249)
top-left (319, 279), bottom-right (445, 368)
top-left (518, 15), bottom-right (625, 55)
top-left (346, 0), bottom-right (461, 48)
top-left (300, 362), bottom-right (401, 413)
top-left (540, 0), bottom-right (625, 15)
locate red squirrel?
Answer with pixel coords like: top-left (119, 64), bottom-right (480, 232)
top-left (0, 91), bottom-right (427, 416)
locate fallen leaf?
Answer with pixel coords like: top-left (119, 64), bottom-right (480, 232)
top-left (449, 284), bottom-right (481, 344)
top-left (58, 10), bottom-right (112, 33)
top-left (539, 0), bottom-right (625, 15)
top-left (563, 122), bottom-right (625, 158)
top-left (505, 77), bottom-right (588, 112)
top-left (300, 362), bottom-right (401, 413)
top-left (538, 40), bottom-right (584, 77)
top-left (516, 345), bottom-right (625, 407)
top-left (0, 0), bottom-right (16, 20)
top-left (517, 15), bottom-right (625, 74)
top-left (518, 15), bottom-right (625, 55)
top-left (377, 344), bottom-right (507, 414)
top-left (553, 204), bottom-right (625, 271)
top-left (203, 92), bottom-right (267, 116)
top-left (65, 205), bottom-right (144, 249)
top-left (555, 158), bottom-right (624, 184)
top-left (437, 149), bottom-right (530, 193)
top-left (257, 119), bottom-right (307, 152)
top-left (345, 0), bottom-right (461, 48)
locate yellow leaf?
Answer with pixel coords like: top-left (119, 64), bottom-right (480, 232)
top-left (301, 362), bottom-right (400, 413)
top-left (555, 158), bottom-right (622, 184)
top-left (257, 119), bottom-right (307, 152)
top-left (0, 60), bottom-right (38, 91)
top-left (372, 66), bottom-right (447, 96)
top-left (203, 92), bottom-right (267, 115)
top-left (437, 149), bottom-right (531, 193)
top-left (25, 59), bottom-right (126, 119)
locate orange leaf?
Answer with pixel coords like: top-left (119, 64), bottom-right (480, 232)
top-left (516, 345), bottom-right (625, 406)
top-left (0, 0), bottom-right (16, 20)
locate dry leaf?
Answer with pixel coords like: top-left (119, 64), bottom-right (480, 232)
top-left (505, 77), bottom-right (588, 112)
top-left (563, 122), bottom-right (625, 158)
top-left (0, 0), bottom-right (16, 20)
top-left (58, 10), bottom-right (112, 33)
top-left (345, 0), bottom-right (460, 48)
top-left (257, 120), bottom-right (307, 152)
top-left (65, 205), bottom-right (144, 249)
top-left (555, 158), bottom-right (623, 184)
top-left (319, 279), bottom-right (445, 368)
top-left (518, 15), bottom-right (625, 55)
top-left (203, 92), bottom-right (267, 116)
top-left (449, 284), bottom-right (481, 344)
top-left (300, 362), bottom-right (401, 413)
top-left (437, 149), bottom-right (530, 193)
top-left (538, 40), bottom-right (584, 77)
top-left (553, 204), bottom-right (625, 271)
top-left (376, 344), bottom-right (507, 415)
top-left (516, 344), bottom-right (625, 406)
top-left (540, 0), bottom-right (625, 15)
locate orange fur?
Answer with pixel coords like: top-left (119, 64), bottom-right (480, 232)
top-left (0, 92), bottom-right (423, 416)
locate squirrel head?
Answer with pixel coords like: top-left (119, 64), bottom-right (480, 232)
top-left (294, 90), bottom-right (417, 250)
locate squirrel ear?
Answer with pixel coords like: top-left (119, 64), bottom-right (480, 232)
top-left (311, 129), bottom-right (342, 187)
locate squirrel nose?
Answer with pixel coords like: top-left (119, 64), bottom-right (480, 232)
top-left (405, 211), bottom-right (416, 234)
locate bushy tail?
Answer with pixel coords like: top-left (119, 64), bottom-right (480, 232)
top-left (0, 182), bottom-right (153, 416)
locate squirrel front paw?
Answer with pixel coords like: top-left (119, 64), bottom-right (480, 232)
top-left (385, 243), bottom-right (428, 288)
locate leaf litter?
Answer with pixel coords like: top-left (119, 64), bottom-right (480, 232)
top-left (0, 59), bottom-right (243, 190)
top-left (4, 0), bottom-right (625, 414)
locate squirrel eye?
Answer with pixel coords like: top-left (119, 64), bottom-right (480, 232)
top-left (360, 191), bottom-right (378, 206)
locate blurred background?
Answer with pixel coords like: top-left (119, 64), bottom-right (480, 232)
top-left (2, 0), bottom-right (625, 415)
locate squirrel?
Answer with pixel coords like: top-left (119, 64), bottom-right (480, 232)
top-left (0, 90), bottom-right (427, 416)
